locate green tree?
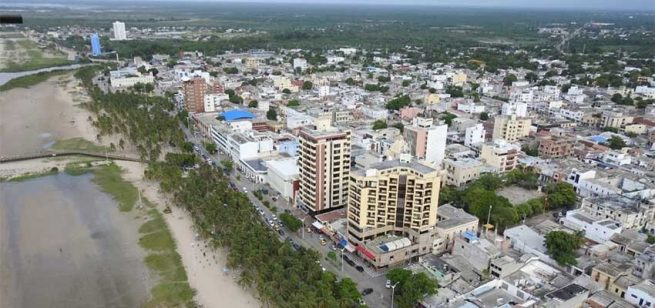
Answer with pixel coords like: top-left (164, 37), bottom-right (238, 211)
top-left (445, 86), bottom-right (464, 97)
top-left (302, 81), bottom-right (313, 90)
top-left (266, 107), bottom-right (278, 121)
top-left (503, 74), bottom-right (518, 86)
top-left (441, 112), bottom-right (457, 126)
top-left (386, 95), bottom-right (411, 110)
top-left (647, 235), bottom-right (655, 244)
top-left (248, 100), bottom-right (258, 108)
top-left (204, 142), bottom-right (217, 154)
top-left (479, 112), bottom-right (489, 121)
top-left (387, 269), bottom-right (438, 308)
top-left (521, 144), bottom-right (539, 157)
top-left (220, 159), bottom-right (233, 172)
top-left (545, 182), bottom-right (577, 209)
top-left (545, 231), bottom-right (583, 266)
top-left (345, 77), bottom-right (355, 86)
top-left (607, 136), bottom-right (626, 150)
top-left (287, 99), bottom-right (300, 107)
top-left (525, 72), bottom-right (538, 83)
top-left (391, 122), bottom-right (404, 133)
top-left (279, 213), bottom-right (303, 232)
top-left (402, 80), bottom-right (410, 87)
top-left (144, 83), bottom-right (154, 93)
top-left (335, 278), bottom-right (362, 305)
top-left (282, 88), bottom-right (291, 94)
top-left (372, 120), bottom-right (388, 130)
top-left (182, 142), bottom-right (194, 153)
top-left (611, 93), bottom-right (623, 103)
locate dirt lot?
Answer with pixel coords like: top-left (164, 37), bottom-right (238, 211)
top-left (0, 173), bottom-right (152, 308)
top-left (497, 185), bottom-right (545, 205)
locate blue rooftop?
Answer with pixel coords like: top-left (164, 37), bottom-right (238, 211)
top-left (221, 109), bottom-right (255, 122)
top-left (590, 135), bottom-right (608, 143)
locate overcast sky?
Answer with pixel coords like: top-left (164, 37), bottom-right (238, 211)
top-left (195, 0), bottom-right (653, 11)
top-left (14, 0), bottom-right (654, 11)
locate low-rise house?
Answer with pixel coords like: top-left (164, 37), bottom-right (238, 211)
top-left (625, 280), bottom-right (655, 308)
top-left (435, 205), bottom-right (479, 253)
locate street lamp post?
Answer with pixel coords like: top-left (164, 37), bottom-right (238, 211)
top-left (341, 248), bottom-right (345, 272)
top-left (390, 282), bottom-right (399, 308)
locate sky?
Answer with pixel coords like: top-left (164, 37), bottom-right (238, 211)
top-left (190, 0), bottom-right (654, 11)
top-left (12, 0), bottom-right (655, 11)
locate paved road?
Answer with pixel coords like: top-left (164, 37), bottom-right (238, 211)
top-left (182, 125), bottom-right (393, 307)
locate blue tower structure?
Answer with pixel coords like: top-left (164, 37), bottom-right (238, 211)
top-left (90, 33), bottom-right (102, 56)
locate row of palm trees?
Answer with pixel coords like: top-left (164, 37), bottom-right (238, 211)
top-left (77, 67), bottom-right (363, 307)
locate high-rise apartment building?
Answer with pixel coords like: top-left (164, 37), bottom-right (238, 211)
top-left (183, 77), bottom-right (207, 113)
top-left (297, 128), bottom-right (351, 213)
top-left (112, 21), bottom-right (127, 40)
top-left (403, 117), bottom-right (447, 167)
top-left (492, 114), bottom-right (531, 142)
top-left (348, 158), bottom-right (440, 268)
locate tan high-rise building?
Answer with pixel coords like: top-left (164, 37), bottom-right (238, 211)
top-left (348, 159), bottom-right (440, 268)
top-left (183, 77), bottom-right (207, 113)
top-left (492, 115), bottom-right (531, 142)
top-left (297, 128), bottom-right (351, 213)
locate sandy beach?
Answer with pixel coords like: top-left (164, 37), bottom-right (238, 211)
top-left (0, 74), bottom-right (99, 157)
top-left (0, 69), bottom-right (259, 307)
top-left (116, 161), bottom-right (260, 308)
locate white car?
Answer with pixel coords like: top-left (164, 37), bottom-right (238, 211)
top-left (385, 280), bottom-right (392, 289)
top-left (242, 187), bottom-right (248, 193)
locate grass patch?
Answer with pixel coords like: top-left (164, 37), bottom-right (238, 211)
top-left (88, 167), bottom-right (194, 306)
top-left (3, 167), bottom-right (59, 182)
top-left (1, 39), bottom-right (73, 72)
top-left (90, 163), bottom-right (137, 211)
top-left (140, 209), bottom-right (195, 307)
top-left (52, 137), bottom-right (111, 153)
top-left (144, 253), bottom-right (188, 281)
top-left (0, 69), bottom-right (71, 92)
top-left (139, 230), bottom-right (176, 251)
top-left (64, 161), bottom-right (94, 176)
top-left (144, 282), bottom-right (195, 308)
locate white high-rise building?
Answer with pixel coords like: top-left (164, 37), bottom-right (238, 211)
top-left (403, 117), bottom-right (447, 168)
top-left (112, 21), bottom-right (127, 40)
top-left (465, 124), bottom-right (486, 147)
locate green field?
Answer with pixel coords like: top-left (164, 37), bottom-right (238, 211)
top-left (1, 38), bottom-right (72, 72)
top-left (51, 137), bottom-right (111, 153)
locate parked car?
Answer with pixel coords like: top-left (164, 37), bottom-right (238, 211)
top-left (362, 288), bottom-right (373, 296)
top-left (355, 265), bottom-right (364, 272)
top-left (277, 229), bottom-right (285, 236)
top-left (385, 280), bottom-right (391, 289)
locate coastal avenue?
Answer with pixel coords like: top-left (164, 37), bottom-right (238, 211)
top-left (182, 124), bottom-right (392, 308)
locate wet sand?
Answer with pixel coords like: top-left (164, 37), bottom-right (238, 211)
top-left (0, 74), bottom-right (98, 157)
top-left (0, 173), bottom-right (152, 308)
top-left (116, 161), bottom-right (260, 308)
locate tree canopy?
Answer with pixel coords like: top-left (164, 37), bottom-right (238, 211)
top-left (372, 120), bottom-right (388, 130)
top-left (386, 268), bottom-right (438, 308)
top-left (545, 231), bottom-right (584, 266)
